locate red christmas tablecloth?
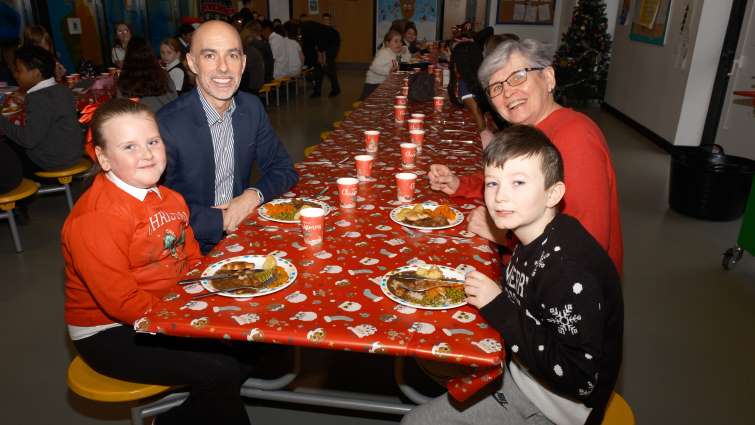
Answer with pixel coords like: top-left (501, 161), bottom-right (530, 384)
top-left (1, 76), bottom-right (114, 126)
top-left (135, 73), bottom-right (505, 402)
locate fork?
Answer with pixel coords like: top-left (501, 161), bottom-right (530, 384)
top-left (393, 277), bottom-right (465, 292)
top-left (401, 226), bottom-right (469, 240)
top-left (191, 272), bottom-right (277, 299)
top-left (178, 269), bottom-right (264, 285)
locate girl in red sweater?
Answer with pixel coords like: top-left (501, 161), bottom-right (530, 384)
top-left (62, 99), bottom-right (251, 425)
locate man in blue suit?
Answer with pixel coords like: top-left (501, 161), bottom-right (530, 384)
top-left (158, 20), bottom-right (298, 253)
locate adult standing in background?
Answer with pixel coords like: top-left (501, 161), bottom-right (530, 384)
top-left (238, 0), bottom-right (254, 24)
top-left (310, 13), bottom-right (340, 98)
top-left (157, 20), bottom-right (298, 253)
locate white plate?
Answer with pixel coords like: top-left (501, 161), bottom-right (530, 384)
top-left (389, 202), bottom-right (464, 230)
top-left (1, 109), bottom-right (19, 116)
top-left (200, 255), bottom-right (297, 298)
top-left (380, 265), bottom-right (467, 310)
top-left (258, 197), bottom-right (331, 224)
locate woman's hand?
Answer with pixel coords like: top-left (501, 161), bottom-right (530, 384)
top-left (464, 271), bottom-right (502, 309)
top-left (428, 164), bottom-right (460, 195)
top-left (467, 206), bottom-right (509, 244)
top-left (480, 129), bottom-right (494, 149)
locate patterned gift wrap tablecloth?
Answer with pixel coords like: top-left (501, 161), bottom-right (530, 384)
top-left (136, 73), bottom-right (505, 401)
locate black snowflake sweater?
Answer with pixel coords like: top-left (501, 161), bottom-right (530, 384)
top-left (480, 214), bottom-right (623, 425)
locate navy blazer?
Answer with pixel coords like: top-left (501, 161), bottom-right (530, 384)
top-left (157, 88), bottom-right (298, 253)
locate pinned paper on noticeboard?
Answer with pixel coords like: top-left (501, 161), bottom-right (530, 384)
top-left (496, 0), bottom-right (555, 25)
top-left (630, 0), bottom-right (672, 45)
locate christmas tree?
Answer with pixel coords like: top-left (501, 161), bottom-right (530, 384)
top-left (553, 0), bottom-right (612, 104)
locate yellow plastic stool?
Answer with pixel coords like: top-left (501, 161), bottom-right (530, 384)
top-left (320, 131), bottom-right (330, 141)
top-left (601, 393), bottom-right (635, 425)
top-left (332, 121), bottom-right (342, 129)
top-left (303, 145), bottom-right (318, 158)
top-left (68, 356), bottom-right (185, 425)
top-left (343, 110), bottom-right (352, 118)
top-left (34, 157), bottom-right (92, 210)
top-left (262, 81), bottom-right (282, 106)
top-left (0, 178), bottom-right (39, 252)
top-left (352, 101), bottom-right (363, 109)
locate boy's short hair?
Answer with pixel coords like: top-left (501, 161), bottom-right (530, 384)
top-left (91, 98), bottom-right (155, 150)
top-left (483, 125), bottom-right (564, 188)
top-left (14, 45), bottom-right (55, 80)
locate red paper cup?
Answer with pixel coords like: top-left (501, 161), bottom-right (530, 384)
top-left (364, 130), bottom-right (380, 153)
top-left (427, 64), bottom-right (435, 75)
top-left (395, 173), bottom-right (417, 203)
top-left (394, 105), bottom-right (407, 122)
top-left (300, 207), bottom-right (325, 246)
top-left (400, 143), bottom-right (417, 169)
top-left (395, 95), bottom-right (407, 106)
top-left (434, 68), bottom-right (442, 81)
top-left (433, 96), bottom-right (444, 112)
top-left (409, 129), bottom-right (425, 152)
top-left (355, 155), bottom-right (374, 181)
top-left (411, 113), bottom-right (426, 122)
top-left (403, 77), bottom-right (409, 87)
top-left (407, 119), bottom-right (423, 131)
top-left (337, 177), bottom-right (359, 208)
top-left (401, 85), bottom-right (409, 96)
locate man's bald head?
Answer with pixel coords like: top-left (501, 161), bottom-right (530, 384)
top-left (186, 20), bottom-right (246, 113)
top-left (190, 20), bottom-right (242, 55)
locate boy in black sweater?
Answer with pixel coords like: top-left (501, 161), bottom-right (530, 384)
top-left (402, 126), bottom-right (623, 425)
top-left (0, 46), bottom-right (82, 175)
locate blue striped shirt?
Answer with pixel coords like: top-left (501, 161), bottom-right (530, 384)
top-left (197, 89), bottom-right (237, 206)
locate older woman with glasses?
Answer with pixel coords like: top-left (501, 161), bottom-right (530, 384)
top-left (428, 38), bottom-right (623, 274)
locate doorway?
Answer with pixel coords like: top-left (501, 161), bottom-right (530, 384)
top-left (708, 0), bottom-right (755, 159)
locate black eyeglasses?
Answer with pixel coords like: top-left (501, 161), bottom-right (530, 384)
top-left (484, 67), bottom-right (544, 98)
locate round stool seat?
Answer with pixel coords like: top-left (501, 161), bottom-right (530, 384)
top-left (343, 110), bottom-right (352, 118)
top-left (601, 393), bottom-right (635, 425)
top-left (352, 101), bottom-right (363, 109)
top-left (0, 179), bottom-right (38, 209)
top-left (332, 121), bottom-right (342, 129)
top-left (320, 131), bottom-right (330, 141)
top-left (35, 158), bottom-right (92, 179)
top-left (67, 356), bottom-right (171, 402)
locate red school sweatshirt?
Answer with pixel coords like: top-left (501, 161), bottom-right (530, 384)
top-left (455, 108), bottom-right (624, 274)
top-left (63, 173), bottom-right (203, 327)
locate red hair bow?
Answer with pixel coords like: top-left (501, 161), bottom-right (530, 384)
top-left (79, 102), bottom-right (102, 162)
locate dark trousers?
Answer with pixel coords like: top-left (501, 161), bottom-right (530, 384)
top-left (359, 83), bottom-right (379, 101)
top-left (73, 326), bottom-right (253, 425)
top-left (313, 49), bottom-right (340, 94)
top-left (6, 140), bottom-right (41, 179)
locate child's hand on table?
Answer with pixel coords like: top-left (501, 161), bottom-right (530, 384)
top-left (464, 270), bottom-right (502, 309)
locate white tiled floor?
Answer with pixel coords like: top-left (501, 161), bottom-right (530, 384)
top-left (1, 70), bottom-right (753, 424)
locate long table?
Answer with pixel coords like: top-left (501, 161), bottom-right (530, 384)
top-left (135, 72), bottom-right (504, 414)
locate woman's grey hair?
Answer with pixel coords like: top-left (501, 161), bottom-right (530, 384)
top-left (478, 38), bottom-right (554, 87)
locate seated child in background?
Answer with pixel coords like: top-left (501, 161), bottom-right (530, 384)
top-left (402, 126), bottom-right (623, 425)
top-left (360, 30), bottom-right (411, 100)
top-left (160, 37), bottom-right (191, 95)
top-left (63, 99), bottom-right (251, 425)
top-left (0, 46), bottom-right (82, 175)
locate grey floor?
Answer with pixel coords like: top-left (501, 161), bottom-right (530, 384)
top-left (1, 70), bottom-right (753, 424)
